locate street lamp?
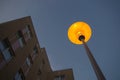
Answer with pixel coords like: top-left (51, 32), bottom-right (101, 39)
top-left (68, 21), bottom-right (106, 80)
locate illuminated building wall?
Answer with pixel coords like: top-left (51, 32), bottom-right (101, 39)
top-left (0, 16), bottom-right (74, 80)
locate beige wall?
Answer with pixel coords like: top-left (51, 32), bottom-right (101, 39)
top-left (0, 16), bottom-right (74, 80)
top-left (0, 16), bottom-right (43, 80)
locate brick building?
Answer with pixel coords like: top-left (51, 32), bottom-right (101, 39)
top-left (0, 16), bottom-right (74, 80)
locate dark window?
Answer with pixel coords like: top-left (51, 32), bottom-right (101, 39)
top-left (37, 69), bottom-right (42, 75)
top-left (33, 46), bottom-right (38, 54)
top-left (31, 46), bottom-right (38, 61)
top-left (0, 53), bottom-right (6, 70)
top-left (14, 69), bottom-right (25, 80)
top-left (0, 39), bottom-right (13, 62)
top-left (11, 31), bottom-right (25, 52)
top-left (26, 57), bottom-right (31, 67)
top-left (54, 75), bottom-right (65, 80)
top-left (22, 56), bottom-right (32, 76)
top-left (16, 31), bottom-right (24, 48)
top-left (22, 25), bottom-right (32, 42)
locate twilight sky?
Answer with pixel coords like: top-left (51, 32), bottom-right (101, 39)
top-left (0, 0), bottom-right (120, 80)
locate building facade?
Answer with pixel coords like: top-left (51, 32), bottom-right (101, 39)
top-left (0, 16), bottom-right (74, 80)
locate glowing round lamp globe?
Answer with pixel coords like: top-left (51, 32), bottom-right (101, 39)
top-left (68, 21), bottom-right (92, 45)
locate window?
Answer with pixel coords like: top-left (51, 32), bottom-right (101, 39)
top-left (16, 31), bottom-right (24, 48)
top-left (14, 69), bottom-right (25, 80)
top-left (0, 39), bottom-right (13, 62)
top-left (26, 57), bottom-right (31, 67)
top-left (11, 31), bottom-right (25, 51)
top-left (31, 46), bottom-right (38, 60)
top-left (54, 75), bottom-right (65, 80)
top-left (22, 25), bottom-right (32, 42)
top-left (33, 46), bottom-right (38, 54)
top-left (37, 69), bottom-right (42, 75)
top-left (40, 59), bottom-right (45, 69)
top-left (12, 40), bottom-right (20, 51)
top-left (22, 56), bottom-right (32, 76)
top-left (0, 54), bottom-right (6, 70)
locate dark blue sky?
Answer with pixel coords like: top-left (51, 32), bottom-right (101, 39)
top-left (0, 0), bottom-right (120, 80)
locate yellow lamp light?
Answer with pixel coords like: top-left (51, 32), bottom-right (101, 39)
top-left (67, 21), bottom-right (106, 80)
top-left (68, 21), bottom-right (92, 44)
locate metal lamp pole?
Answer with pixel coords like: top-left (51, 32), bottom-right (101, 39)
top-left (79, 35), bottom-right (106, 80)
top-left (68, 21), bottom-right (106, 80)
